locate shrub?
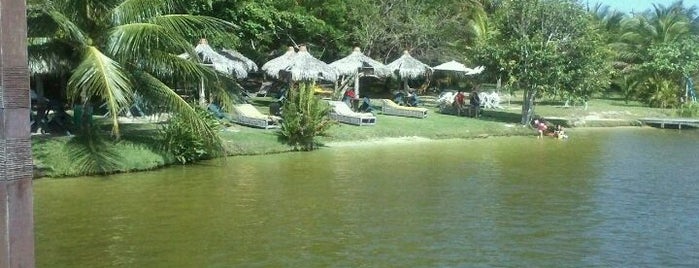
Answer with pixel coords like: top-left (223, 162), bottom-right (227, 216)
top-left (160, 106), bottom-right (221, 164)
top-left (280, 83), bottom-right (335, 151)
top-left (676, 102), bottom-right (699, 117)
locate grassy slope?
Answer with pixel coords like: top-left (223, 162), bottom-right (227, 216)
top-left (31, 94), bottom-right (689, 178)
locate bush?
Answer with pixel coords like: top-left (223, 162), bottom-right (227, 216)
top-left (676, 102), bottom-right (699, 117)
top-left (280, 83), bottom-right (335, 151)
top-left (160, 106), bottom-right (221, 164)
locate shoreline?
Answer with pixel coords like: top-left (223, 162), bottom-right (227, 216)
top-left (31, 113), bottom-right (688, 179)
top-left (323, 136), bottom-right (435, 147)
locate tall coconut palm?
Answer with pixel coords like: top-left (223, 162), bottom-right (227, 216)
top-left (27, 0), bottom-right (236, 147)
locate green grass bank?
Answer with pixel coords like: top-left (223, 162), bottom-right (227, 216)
top-left (31, 96), bottom-right (686, 178)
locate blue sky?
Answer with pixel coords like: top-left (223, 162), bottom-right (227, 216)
top-left (590, 0), bottom-right (699, 13)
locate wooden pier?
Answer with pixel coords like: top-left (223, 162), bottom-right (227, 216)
top-left (639, 118), bottom-right (699, 129)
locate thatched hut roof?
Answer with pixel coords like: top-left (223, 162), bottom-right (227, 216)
top-left (282, 45), bottom-right (338, 82)
top-left (261, 46), bottom-right (296, 78)
top-left (29, 58), bottom-right (54, 76)
top-left (221, 49), bottom-right (258, 72)
top-left (179, 39), bottom-right (249, 79)
top-left (329, 47), bottom-right (392, 77)
top-left (386, 50), bottom-right (432, 79)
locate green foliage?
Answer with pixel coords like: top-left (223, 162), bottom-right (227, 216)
top-left (349, 0), bottom-right (484, 62)
top-left (280, 83), bottom-right (334, 151)
top-left (28, 0), bottom-right (234, 149)
top-left (676, 102), bottom-right (699, 117)
top-left (644, 76), bottom-right (681, 108)
top-left (64, 127), bottom-right (124, 176)
top-left (475, 0), bottom-right (612, 124)
top-left (160, 106), bottom-right (222, 164)
top-left (192, 0), bottom-right (346, 61)
top-left (611, 2), bottom-right (699, 107)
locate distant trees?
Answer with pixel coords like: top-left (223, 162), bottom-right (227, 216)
top-left (348, 0), bottom-right (485, 62)
top-left (611, 1), bottom-right (699, 107)
top-left (472, 0), bottom-right (612, 124)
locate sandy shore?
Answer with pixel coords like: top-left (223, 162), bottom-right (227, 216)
top-left (324, 136), bottom-right (434, 147)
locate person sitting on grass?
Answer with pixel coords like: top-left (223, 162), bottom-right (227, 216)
top-left (406, 90), bottom-right (420, 107)
top-left (342, 88), bottom-right (357, 107)
top-left (534, 119), bottom-right (548, 139)
top-left (554, 125), bottom-right (569, 139)
top-left (394, 90), bottom-right (406, 106)
top-left (358, 97), bottom-right (373, 113)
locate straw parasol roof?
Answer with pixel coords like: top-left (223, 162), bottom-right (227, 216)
top-left (282, 45), bottom-right (338, 82)
top-left (329, 47), bottom-right (392, 77)
top-left (179, 39), bottom-right (249, 79)
top-left (386, 50), bottom-right (432, 79)
top-left (261, 46), bottom-right (296, 79)
top-left (221, 49), bottom-right (258, 72)
top-left (433, 60), bottom-right (485, 75)
top-left (29, 58), bottom-right (54, 76)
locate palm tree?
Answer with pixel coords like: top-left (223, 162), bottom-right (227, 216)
top-left (612, 1), bottom-right (696, 106)
top-left (27, 0), bottom-right (236, 148)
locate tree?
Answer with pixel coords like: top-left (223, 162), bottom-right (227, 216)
top-left (350, 0), bottom-right (484, 63)
top-left (190, 0), bottom-right (347, 62)
top-left (476, 0), bottom-right (611, 124)
top-left (28, 0), bottom-right (236, 152)
top-left (614, 1), bottom-right (699, 107)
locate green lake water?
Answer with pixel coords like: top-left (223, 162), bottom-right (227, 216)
top-left (34, 128), bottom-right (699, 267)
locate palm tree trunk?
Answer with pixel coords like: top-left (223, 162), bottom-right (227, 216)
top-left (0, 0), bottom-right (35, 265)
top-left (199, 78), bottom-right (206, 107)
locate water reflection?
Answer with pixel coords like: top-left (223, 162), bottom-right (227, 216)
top-left (34, 129), bottom-right (699, 267)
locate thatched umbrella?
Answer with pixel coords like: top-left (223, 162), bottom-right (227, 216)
top-left (387, 50), bottom-right (432, 91)
top-left (330, 47), bottom-right (392, 97)
top-left (179, 39), bottom-right (252, 105)
top-left (281, 45), bottom-right (337, 82)
top-left (261, 46), bottom-right (296, 79)
top-left (179, 39), bottom-right (249, 79)
top-left (221, 49), bottom-right (258, 73)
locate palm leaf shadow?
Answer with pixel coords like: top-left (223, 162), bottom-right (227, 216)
top-left (64, 132), bottom-right (124, 175)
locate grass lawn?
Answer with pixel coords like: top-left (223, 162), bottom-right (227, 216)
top-left (32, 93), bottom-right (692, 178)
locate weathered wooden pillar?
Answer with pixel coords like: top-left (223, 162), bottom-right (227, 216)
top-left (1, 0), bottom-right (36, 266)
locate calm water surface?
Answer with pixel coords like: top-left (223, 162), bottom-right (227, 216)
top-left (34, 128), bottom-right (699, 267)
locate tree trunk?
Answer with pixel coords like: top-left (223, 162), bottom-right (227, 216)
top-left (199, 78), bottom-right (206, 107)
top-left (520, 89), bottom-right (537, 125)
top-left (1, 0), bottom-right (35, 266)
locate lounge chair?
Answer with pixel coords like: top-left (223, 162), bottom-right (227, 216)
top-left (327, 101), bottom-right (376, 126)
top-left (381, 99), bottom-right (428, 119)
top-left (232, 104), bottom-right (281, 129)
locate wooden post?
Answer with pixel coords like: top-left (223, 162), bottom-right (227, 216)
top-left (1, 0), bottom-right (36, 266)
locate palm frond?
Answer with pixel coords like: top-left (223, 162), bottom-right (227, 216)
top-left (136, 50), bottom-right (212, 82)
top-left (68, 46), bottom-right (133, 137)
top-left (110, 0), bottom-right (182, 24)
top-left (65, 132), bottom-right (124, 175)
top-left (106, 22), bottom-right (198, 61)
top-left (201, 74), bottom-right (240, 112)
top-left (37, 6), bottom-right (89, 46)
top-left (151, 14), bottom-right (236, 38)
top-left (133, 71), bottom-right (224, 155)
